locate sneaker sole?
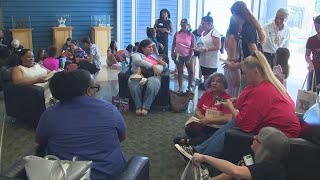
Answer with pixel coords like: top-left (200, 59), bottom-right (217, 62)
top-left (174, 144), bottom-right (193, 160)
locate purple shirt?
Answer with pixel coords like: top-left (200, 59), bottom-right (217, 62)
top-left (43, 57), bottom-right (59, 71)
top-left (36, 96), bottom-right (127, 180)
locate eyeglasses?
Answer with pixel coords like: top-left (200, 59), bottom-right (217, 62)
top-left (211, 80), bottom-right (224, 84)
top-left (253, 135), bottom-right (261, 144)
top-left (90, 84), bottom-right (100, 92)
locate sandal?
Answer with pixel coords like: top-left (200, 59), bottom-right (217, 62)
top-left (173, 137), bottom-right (190, 145)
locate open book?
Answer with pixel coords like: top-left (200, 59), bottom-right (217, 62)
top-left (185, 109), bottom-right (224, 128)
top-left (45, 70), bottom-right (57, 81)
top-left (62, 50), bottom-right (72, 59)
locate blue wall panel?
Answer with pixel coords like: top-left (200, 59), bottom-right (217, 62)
top-left (136, 0), bottom-right (151, 42)
top-left (120, 0), bottom-right (132, 48)
top-left (2, 0), bottom-right (116, 53)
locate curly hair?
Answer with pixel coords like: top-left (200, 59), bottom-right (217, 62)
top-left (205, 73), bottom-right (228, 90)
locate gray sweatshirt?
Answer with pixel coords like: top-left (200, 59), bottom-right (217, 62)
top-left (130, 53), bottom-right (153, 73)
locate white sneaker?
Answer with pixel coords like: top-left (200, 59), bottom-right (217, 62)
top-left (174, 144), bottom-right (194, 162)
top-left (130, 74), bottom-right (143, 80)
top-left (139, 77), bottom-right (148, 85)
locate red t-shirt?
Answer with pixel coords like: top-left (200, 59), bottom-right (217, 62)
top-left (306, 34), bottom-right (320, 69)
top-left (197, 90), bottom-right (231, 115)
top-left (235, 81), bottom-right (301, 138)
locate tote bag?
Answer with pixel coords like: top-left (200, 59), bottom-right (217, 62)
top-left (180, 160), bottom-right (210, 180)
top-left (170, 90), bottom-right (194, 113)
top-left (24, 155), bottom-right (92, 180)
top-left (296, 71), bottom-right (318, 114)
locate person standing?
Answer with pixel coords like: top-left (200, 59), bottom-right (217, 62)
top-left (262, 8), bottom-right (290, 68)
top-left (171, 18), bottom-right (195, 92)
top-left (153, 8), bottom-right (173, 56)
top-left (195, 12), bottom-right (221, 90)
top-left (224, 17), bottom-right (241, 97)
top-left (305, 15), bottom-right (320, 93)
top-left (223, 1), bottom-right (265, 91)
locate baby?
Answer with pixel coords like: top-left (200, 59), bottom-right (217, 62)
top-left (130, 54), bottom-right (168, 85)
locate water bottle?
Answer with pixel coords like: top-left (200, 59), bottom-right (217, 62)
top-left (187, 100), bottom-right (194, 113)
top-left (121, 61), bottom-right (126, 70)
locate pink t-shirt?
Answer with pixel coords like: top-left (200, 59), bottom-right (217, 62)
top-left (43, 57), bottom-right (59, 71)
top-left (175, 31), bottom-right (193, 57)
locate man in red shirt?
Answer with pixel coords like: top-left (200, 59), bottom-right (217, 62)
top-left (305, 15), bottom-right (320, 93)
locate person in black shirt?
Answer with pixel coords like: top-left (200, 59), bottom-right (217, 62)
top-left (153, 8), bottom-right (173, 56)
top-left (192, 127), bottom-right (289, 180)
top-left (222, 1), bottom-right (265, 90)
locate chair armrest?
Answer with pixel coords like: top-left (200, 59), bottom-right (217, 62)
top-left (223, 128), bottom-right (254, 164)
top-left (2, 82), bottom-right (46, 127)
top-left (115, 156), bottom-right (150, 180)
top-left (118, 66), bottom-right (131, 98)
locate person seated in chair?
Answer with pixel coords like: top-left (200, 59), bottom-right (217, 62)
top-left (12, 49), bottom-right (53, 103)
top-left (9, 39), bottom-right (24, 55)
top-left (106, 40), bottom-right (125, 69)
top-left (36, 69), bottom-right (127, 180)
top-left (174, 73), bottom-right (232, 147)
top-left (130, 54), bottom-right (168, 86)
top-left (192, 127), bottom-right (289, 180)
top-left (43, 46), bottom-right (59, 71)
top-left (0, 29), bottom-right (9, 50)
top-left (175, 51), bottom-right (301, 160)
top-left (128, 39), bottom-right (167, 116)
top-left (81, 36), bottom-right (101, 78)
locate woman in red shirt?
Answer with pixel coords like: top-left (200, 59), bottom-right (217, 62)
top-left (175, 51), bottom-right (300, 160)
top-left (174, 73), bottom-right (232, 145)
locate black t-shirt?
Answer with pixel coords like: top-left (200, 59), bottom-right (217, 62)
top-left (240, 22), bottom-right (258, 59)
top-left (155, 18), bottom-right (171, 45)
top-left (247, 161), bottom-right (286, 180)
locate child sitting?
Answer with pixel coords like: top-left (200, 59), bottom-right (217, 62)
top-left (273, 47), bottom-right (290, 88)
top-left (130, 54), bottom-right (168, 85)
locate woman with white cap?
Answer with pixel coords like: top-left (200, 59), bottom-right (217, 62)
top-left (171, 18), bottom-right (195, 93)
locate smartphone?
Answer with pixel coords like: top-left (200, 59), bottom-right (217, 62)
top-left (215, 96), bottom-right (226, 102)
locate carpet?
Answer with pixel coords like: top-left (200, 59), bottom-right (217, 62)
top-left (0, 98), bottom-right (192, 179)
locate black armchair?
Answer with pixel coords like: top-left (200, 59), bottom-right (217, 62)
top-left (1, 68), bottom-right (46, 128)
top-left (118, 59), bottom-right (170, 110)
top-left (223, 128), bottom-right (320, 180)
top-left (1, 145), bottom-right (150, 180)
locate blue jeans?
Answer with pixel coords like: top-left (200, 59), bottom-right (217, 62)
top-left (195, 120), bottom-right (236, 157)
top-left (128, 76), bottom-right (161, 110)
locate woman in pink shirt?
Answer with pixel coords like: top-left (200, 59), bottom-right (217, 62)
top-left (171, 18), bottom-right (195, 93)
top-left (43, 46), bottom-right (59, 71)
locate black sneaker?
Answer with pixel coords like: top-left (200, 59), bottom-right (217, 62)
top-left (174, 144), bottom-right (194, 162)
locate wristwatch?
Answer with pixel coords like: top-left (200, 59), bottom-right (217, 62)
top-left (205, 48), bottom-right (208, 52)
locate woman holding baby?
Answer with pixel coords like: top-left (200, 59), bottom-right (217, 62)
top-left (128, 39), bottom-right (167, 116)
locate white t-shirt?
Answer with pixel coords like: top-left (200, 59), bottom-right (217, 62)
top-left (262, 21), bottom-right (290, 53)
top-left (199, 29), bottom-right (221, 68)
